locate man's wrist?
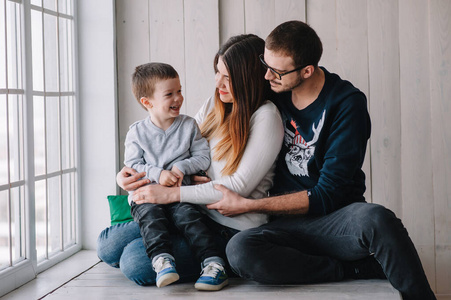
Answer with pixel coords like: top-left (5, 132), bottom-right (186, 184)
top-left (246, 197), bottom-right (261, 213)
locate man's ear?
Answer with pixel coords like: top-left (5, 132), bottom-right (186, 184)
top-left (140, 97), bottom-right (152, 109)
top-left (302, 65), bottom-right (315, 79)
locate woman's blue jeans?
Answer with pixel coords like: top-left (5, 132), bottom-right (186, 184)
top-left (226, 202), bottom-right (436, 300)
top-left (97, 218), bottom-right (237, 286)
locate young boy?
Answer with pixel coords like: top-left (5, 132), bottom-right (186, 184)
top-left (124, 62), bottom-right (228, 290)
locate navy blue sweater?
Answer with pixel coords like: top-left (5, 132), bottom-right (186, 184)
top-left (270, 67), bottom-right (371, 215)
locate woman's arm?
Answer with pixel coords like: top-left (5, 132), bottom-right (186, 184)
top-left (181, 102), bottom-right (284, 204)
top-left (132, 183), bottom-right (180, 205)
top-left (131, 102), bottom-right (283, 206)
top-left (124, 97), bottom-right (215, 203)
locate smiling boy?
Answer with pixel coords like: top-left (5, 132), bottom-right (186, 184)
top-left (123, 63), bottom-right (228, 290)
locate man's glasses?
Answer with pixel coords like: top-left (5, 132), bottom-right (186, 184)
top-left (259, 54), bottom-right (307, 80)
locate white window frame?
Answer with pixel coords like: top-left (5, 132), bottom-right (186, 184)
top-left (0, 0), bottom-right (80, 296)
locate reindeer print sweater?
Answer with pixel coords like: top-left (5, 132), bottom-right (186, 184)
top-left (271, 67), bottom-right (371, 216)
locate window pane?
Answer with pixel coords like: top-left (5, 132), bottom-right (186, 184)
top-left (35, 179), bottom-right (47, 261)
top-left (43, 0), bottom-right (56, 12)
top-left (6, 1), bottom-right (22, 89)
top-left (34, 96), bottom-right (45, 175)
top-left (61, 96), bottom-right (73, 169)
top-left (46, 97), bottom-right (60, 173)
top-left (11, 186), bottom-right (25, 264)
top-left (9, 94), bottom-right (24, 182)
top-left (31, 0), bottom-right (42, 7)
top-left (44, 13), bottom-right (58, 92)
top-left (58, 0), bottom-right (72, 16)
top-left (58, 18), bottom-right (73, 92)
top-left (0, 189), bottom-right (10, 271)
top-left (0, 95), bottom-right (7, 186)
top-left (31, 9), bottom-right (44, 92)
top-left (62, 172), bottom-right (75, 248)
top-left (48, 175), bottom-right (61, 256)
top-left (0, 1), bottom-right (6, 89)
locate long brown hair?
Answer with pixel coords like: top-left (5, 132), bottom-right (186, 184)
top-left (200, 34), bottom-right (272, 175)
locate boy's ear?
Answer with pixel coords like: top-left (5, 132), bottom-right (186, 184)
top-left (140, 97), bottom-right (153, 108)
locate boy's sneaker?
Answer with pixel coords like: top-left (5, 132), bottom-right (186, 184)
top-left (153, 257), bottom-right (180, 288)
top-left (194, 262), bottom-right (229, 291)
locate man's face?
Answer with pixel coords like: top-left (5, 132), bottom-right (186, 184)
top-left (262, 48), bottom-right (304, 93)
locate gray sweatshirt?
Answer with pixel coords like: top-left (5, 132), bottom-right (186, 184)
top-left (124, 114), bottom-right (210, 204)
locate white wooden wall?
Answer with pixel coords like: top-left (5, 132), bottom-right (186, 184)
top-left (115, 0), bottom-right (451, 297)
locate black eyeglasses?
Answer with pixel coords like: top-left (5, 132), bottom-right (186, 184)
top-left (259, 54), bottom-right (307, 80)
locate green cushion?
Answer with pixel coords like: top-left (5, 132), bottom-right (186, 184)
top-left (107, 195), bottom-right (133, 225)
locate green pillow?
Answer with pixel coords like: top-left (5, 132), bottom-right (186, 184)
top-left (107, 195), bottom-right (134, 225)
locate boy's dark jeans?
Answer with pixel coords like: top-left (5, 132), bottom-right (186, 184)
top-left (131, 201), bottom-right (228, 264)
top-left (226, 202), bottom-right (436, 300)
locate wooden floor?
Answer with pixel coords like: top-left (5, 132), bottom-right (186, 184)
top-left (2, 250), bottom-right (402, 300)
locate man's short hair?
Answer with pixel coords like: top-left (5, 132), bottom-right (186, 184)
top-left (266, 20), bottom-right (323, 68)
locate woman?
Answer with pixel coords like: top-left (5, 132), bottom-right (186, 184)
top-left (97, 34), bottom-right (284, 286)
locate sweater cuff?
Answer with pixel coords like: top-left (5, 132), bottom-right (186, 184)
top-left (147, 167), bottom-right (163, 184)
top-left (173, 161), bottom-right (187, 175)
top-left (307, 188), bottom-right (325, 216)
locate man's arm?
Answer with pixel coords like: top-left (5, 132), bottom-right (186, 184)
top-left (207, 184), bottom-right (309, 217)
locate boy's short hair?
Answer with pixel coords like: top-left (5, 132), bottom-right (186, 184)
top-left (131, 62), bottom-right (179, 110)
top-left (266, 20), bottom-right (322, 68)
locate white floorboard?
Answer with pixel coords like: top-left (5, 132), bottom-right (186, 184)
top-left (1, 250), bottom-right (402, 300)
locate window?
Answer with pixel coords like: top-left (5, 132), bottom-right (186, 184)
top-left (0, 0), bottom-right (79, 294)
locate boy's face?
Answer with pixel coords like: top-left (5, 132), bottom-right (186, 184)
top-left (143, 77), bottom-right (183, 121)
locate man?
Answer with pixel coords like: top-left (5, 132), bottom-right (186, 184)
top-left (208, 21), bottom-right (435, 300)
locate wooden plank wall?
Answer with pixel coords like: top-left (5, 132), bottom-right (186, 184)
top-left (115, 0), bottom-right (451, 297)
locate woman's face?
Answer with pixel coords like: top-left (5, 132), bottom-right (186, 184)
top-left (215, 57), bottom-right (233, 103)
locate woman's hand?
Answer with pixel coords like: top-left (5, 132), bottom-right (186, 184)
top-left (132, 184), bottom-right (180, 205)
top-left (116, 166), bottom-right (150, 191)
top-left (190, 174), bottom-right (211, 185)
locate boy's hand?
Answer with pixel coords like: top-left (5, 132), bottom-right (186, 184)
top-left (171, 166), bottom-right (184, 187)
top-left (159, 170), bottom-right (180, 187)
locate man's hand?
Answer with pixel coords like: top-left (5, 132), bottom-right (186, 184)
top-left (159, 170), bottom-right (180, 187)
top-left (206, 184), bottom-right (253, 217)
top-left (117, 166), bottom-right (150, 191)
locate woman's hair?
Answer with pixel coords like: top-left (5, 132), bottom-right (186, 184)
top-left (266, 20), bottom-right (322, 68)
top-left (200, 34), bottom-right (273, 176)
top-left (131, 62), bottom-right (179, 110)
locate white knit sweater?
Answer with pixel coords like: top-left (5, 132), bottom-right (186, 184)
top-left (180, 96), bottom-right (284, 231)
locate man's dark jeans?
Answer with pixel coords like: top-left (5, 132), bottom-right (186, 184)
top-left (131, 201), bottom-right (229, 264)
top-left (226, 202), bottom-right (436, 300)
